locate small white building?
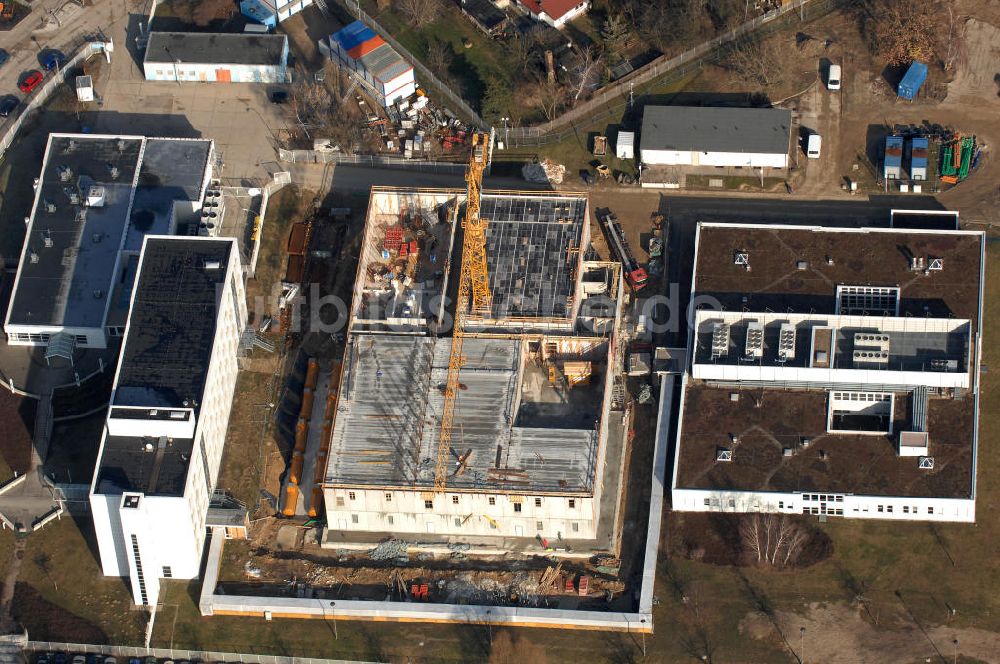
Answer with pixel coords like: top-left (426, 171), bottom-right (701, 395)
top-left (89, 236), bottom-right (247, 607)
top-left (515, 0), bottom-right (590, 28)
top-left (640, 106), bottom-right (791, 169)
top-left (615, 131), bottom-right (634, 160)
top-left (143, 32), bottom-right (290, 84)
top-left (4, 134), bottom-right (214, 350)
top-left (75, 75), bottom-right (93, 102)
top-left (671, 221), bottom-right (985, 523)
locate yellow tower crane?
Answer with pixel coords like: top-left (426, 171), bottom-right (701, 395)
top-left (435, 131), bottom-right (491, 492)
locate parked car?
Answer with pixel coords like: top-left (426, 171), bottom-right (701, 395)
top-left (103, 658), bottom-right (117, 664)
top-left (70, 655), bottom-right (86, 664)
top-left (53, 653), bottom-right (67, 664)
top-left (270, 90), bottom-right (287, 104)
top-left (42, 50), bottom-right (66, 72)
top-left (19, 70), bottom-right (43, 93)
top-left (0, 49), bottom-right (9, 68)
top-left (827, 63), bottom-right (842, 90)
top-left (127, 658), bottom-right (141, 664)
top-left (0, 95), bottom-right (17, 117)
top-left (806, 133), bottom-right (822, 159)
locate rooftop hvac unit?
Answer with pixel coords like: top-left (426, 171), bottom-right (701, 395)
top-left (853, 350), bottom-right (889, 366)
top-left (733, 251), bottom-right (750, 269)
top-left (42, 231), bottom-right (53, 248)
top-left (745, 321), bottom-right (764, 359)
top-left (778, 323), bottom-right (796, 361)
top-left (929, 358), bottom-right (959, 372)
top-left (854, 333), bottom-right (890, 353)
top-left (86, 186), bottom-right (106, 208)
top-left (711, 322), bottom-right (730, 359)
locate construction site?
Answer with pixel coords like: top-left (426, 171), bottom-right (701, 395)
top-left (200, 135), bottom-right (665, 629)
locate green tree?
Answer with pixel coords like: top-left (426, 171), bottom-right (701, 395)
top-left (481, 76), bottom-right (513, 125)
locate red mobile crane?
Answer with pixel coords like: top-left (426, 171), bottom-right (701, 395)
top-left (600, 211), bottom-right (648, 292)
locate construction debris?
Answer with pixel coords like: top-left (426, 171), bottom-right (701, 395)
top-left (522, 159), bottom-right (566, 184)
top-left (369, 538), bottom-right (410, 561)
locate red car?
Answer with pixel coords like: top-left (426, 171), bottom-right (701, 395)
top-left (19, 70), bottom-right (43, 94)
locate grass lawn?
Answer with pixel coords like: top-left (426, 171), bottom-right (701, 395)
top-left (359, 0), bottom-right (509, 108)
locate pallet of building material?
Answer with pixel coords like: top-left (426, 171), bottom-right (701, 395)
top-left (578, 575), bottom-right (590, 596)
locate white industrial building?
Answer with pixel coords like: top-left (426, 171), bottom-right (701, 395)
top-left (4, 134), bottom-right (214, 351)
top-left (671, 221), bottom-right (985, 523)
top-left (639, 106), bottom-right (791, 169)
top-left (320, 188), bottom-right (628, 546)
top-left (89, 236), bottom-right (246, 607)
top-left (143, 32), bottom-right (290, 83)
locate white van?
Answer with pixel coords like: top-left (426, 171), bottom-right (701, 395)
top-left (827, 63), bottom-right (842, 90)
top-left (807, 133), bottom-right (822, 158)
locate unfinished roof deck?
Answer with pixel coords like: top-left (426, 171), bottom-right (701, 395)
top-left (694, 225), bottom-right (982, 322)
top-left (326, 333), bottom-right (606, 493)
top-left (478, 192), bottom-right (588, 322)
top-left (351, 188), bottom-right (460, 332)
top-left (675, 383), bottom-right (974, 498)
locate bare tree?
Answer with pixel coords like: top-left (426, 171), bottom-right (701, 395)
top-left (567, 47), bottom-right (602, 105)
top-left (527, 77), bottom-right (566, 122)
top-left (425, 37), bottom-right (459, 89)
top-left (289, 72), bottom-right (364, 152)
top-left (739, 513), bottom-right (809, 568)
top-left (507, 27), bottom-right (542, 75)
top-left (396, 0), bottom-right (440, 27)
top-left (724, 36), bottom-right (786, 89)
top-left (860, 0), bottom-right (942, 66)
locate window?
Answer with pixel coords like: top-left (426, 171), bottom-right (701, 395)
top-left (728, 499), bottom-right (735, 508)
top-left (424, 499), bottom-right (433, 510)
top-left (886, 505), bottom-right (893, 513)
top-left (534, 498), bottom-right (542, 507)
top-left (351, 514), bottom-right (359, 524)
top-left (704, 498), bottom-right (711, 506)
top-left (572, 522), bottom-right (579, 532)
top-left (912, 506), bottom-right (917, 514)
top-left (536, 521), bottom-right (543, 530)
top-left (835, 495), bottom-right (844, 502)
top-left (568, 499), bottom-right (576, 508)
top-left (385, 493), bottom-right (392, 502)
top-left (454, 518), bottom-right (462, 527)
top-left (162, 566), bottom-right (172, 578)
top-left (452, 495), bottom-right (459, 504)
top-left (488, 497), bottom-right (496, 506)
top-left (489, 520), bottom-right (497, 529)
top-left (903, 506), bottom-right (909, 514)
top-left (348, 491), bottom-right (356, 500)
top-left (336, 497), bottom-right (345, 507)
top-left (514, 503), bottom-right (522, 513)
top-left (928, 506), bottom-right (934, 514)
top-left (387, 515), bottom-right (394, 525)
top-left (778, 501), bottom-right (784, 509)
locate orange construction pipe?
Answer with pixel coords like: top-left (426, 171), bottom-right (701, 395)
top-left (313, 450), bottom-right (328, 484)
top-left (299, 387), bottom-right (314, 419)
top-left (282, 484), bottom-right (299, 517)
top-left (294, 419), bottom-right (308, 453)
top-left (289, 450), bottom-right (304, 485)
top-left (305, 359), bottom-right (319, 390)
top-left (307, 486), bottom-right (324, 518)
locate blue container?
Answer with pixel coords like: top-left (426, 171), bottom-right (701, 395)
top-left (897, 61), bottom-right (928, 100)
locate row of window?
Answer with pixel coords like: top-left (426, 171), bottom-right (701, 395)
top-left (705, 497), bottom-right (937, 517)
top-left (9, 332), bottom-right (88, 344)
top-left (338, 492), bottom-right (576, 510)
top-left (804, 507), bottom-right (844, 515)
top-left (802, 494), bottom-right (844, 502)
top-left (344, 513), bottom-right (583, 533)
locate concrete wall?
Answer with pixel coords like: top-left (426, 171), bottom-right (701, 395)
top-left (640, 148), bottom-right (787, 169)
top-left (324, 487), bottom-right (597, 539)
top-left (143, 60), bottom-right (289, 84)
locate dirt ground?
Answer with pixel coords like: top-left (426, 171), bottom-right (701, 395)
top-left (741, 602), bottom-right (1000, 664)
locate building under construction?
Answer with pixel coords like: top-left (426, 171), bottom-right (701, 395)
top-left (321, 187), bottom-right (627, 545)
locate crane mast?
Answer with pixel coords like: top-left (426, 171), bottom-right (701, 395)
top-left (435, 132), bottom-right (491, 491)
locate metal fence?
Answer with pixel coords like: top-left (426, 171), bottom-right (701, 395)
top-left (0, 40), bottom-right (110, 162)
top-left (339, 0), bottom-right (487, 129)
top-left (505, 0), bottom-right (840, 146)
top-left (278, 148), bottom-right (467, 174)
top-left (25, 642), bottom-right (372, 664)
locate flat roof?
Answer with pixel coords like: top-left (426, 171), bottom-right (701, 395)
top-left (145, 32), bottom-right (288, 66)
top-left (480, 192), bottom-right (587, 320)
top-left (326, 333), bottom-right (603, 493)
top-left (640, 106), bottom-right (791, 155)
top-left (693, 224), bottom-right (982, 323)
top-left (674, 383), bottom-right (974, 498)
top-left (95, 434), bottom-right (195, 496)
top-left (5, 135), bottom-right (212, 330)
top-left (113, 237), bottom-right (233, 409)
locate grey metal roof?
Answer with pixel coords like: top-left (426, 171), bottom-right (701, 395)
top-left (357, 43), bottom-right (411, 84)
top-left (6, 135), bottom-right (213, 330)
top-left (145, 32), bottom-right (288, 66)
top-left (640, 105), bottom-right (791, 155)
top-left (327, 334), bottom-right (599, 493)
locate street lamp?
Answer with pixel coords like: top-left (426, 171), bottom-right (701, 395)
top-left (799, 626), bottom-right (806, 664)
top-left (501, 116), bottom-right (510, 150)
top-left (485, 609), bottom-right (492, 646)
top-left (953, 638), bottom-right (959, 664)
top-left (330, 600), bottom-right (338, 640)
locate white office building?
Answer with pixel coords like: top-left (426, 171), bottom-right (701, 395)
top-left (671, 221), bottom-right (985, 523)
top-left (4, 134), bottom-right (214, 351)
top-left (89, 236), bottom-right (246, 607)
top-left (143, 32), bottom-right (290, 83)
